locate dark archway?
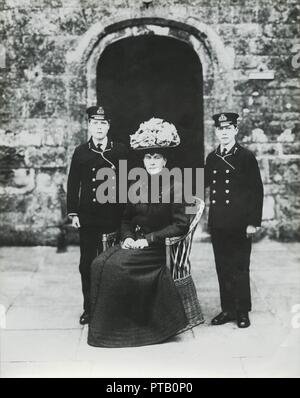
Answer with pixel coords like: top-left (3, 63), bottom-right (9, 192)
top-left (97, 35), bottom-right (203, 168)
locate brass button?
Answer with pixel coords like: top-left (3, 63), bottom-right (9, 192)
top-left (225, 180), bottom-right (229, 184)
top-left (92, 178), bottom-right (96, 182)
top-left (93, 198), bottom-right (96, 202)
top-left (213, 190), bottom-right (216, 194)
top-left (213, 180), bottom-right (216, 184)
top-left (93, 188), bottom-right (96, 192)
top-left (212, 200), bottom-right (216, 204)
top-left (213, 170), bottom-right (217, 174)
top-left (92, 168), bottom-right (96, 171)
top-left (225, 190), bottom-right (229, 194)
top-left (226, 169), bottom-right (230, 173)
top-left (226, 200), bottom-right (230, 204)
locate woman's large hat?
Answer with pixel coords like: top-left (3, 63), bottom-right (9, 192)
top-left (130, 117), bottom-right (180, 150)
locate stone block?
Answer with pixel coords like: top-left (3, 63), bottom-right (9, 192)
top-left (58, 7), bottom-right (89, 35)
top-left (2, 118), bottom-right (69, 147)
top-left (269, 158), bottom-right (300, 184)
top-left (262, 182), bottom-right (285, 196)
top-left (256, 158), bottom-right (271, 185)
top-left (232, 4), bottom-right (259, 24)
top-left (0, 129), bottom-right (42, 147)
top-left (245, 142), bottom-right (280, 156)
top-left (25, 197), bottom-right (63, 227)
top-left (0, 146), bottom-right (26, 168)
top-left (268, 123), bottom-right (285, 140)
top-left (262, 195), bottom-right (275, 220)
top-left (35, 169), bottom-right (66, 194)
top-left (0, 168), bottom-right (35, 195)
top-left (4, 0), bottom-right (62, 8)
top-left (11, 168), bottom-right (35, 189)
top-left (7, 80), bottom-right (68, 119)
top-left (277, 129), bottom-right (295, 143)
top-left (234, 55), bottom-right (269, 71)
top-left (273, 221), bottom-right (300, 241)
top-left (281, 143), bottom-right (300, 156)
top-left (24, 146), bottom-right (67, 168)
top-left (263, 23), bottom-right (300, 39)
top-left (37, 37), bottom-right (67, 75)
top-left (0, 192), bottom-right (32, 213)
top-left (279, 79), bottom-right (300, 90)
top-left (0, 168), bottom-right (14, 186)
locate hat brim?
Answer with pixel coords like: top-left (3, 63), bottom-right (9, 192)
top-left (131, 144), bottom-right (180, 151)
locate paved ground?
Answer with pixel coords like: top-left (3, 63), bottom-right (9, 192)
top-left (0, 238), bottom-right (299, 378)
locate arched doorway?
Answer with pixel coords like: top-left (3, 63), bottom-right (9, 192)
top-left (96, 35), bottom-right (204, 168)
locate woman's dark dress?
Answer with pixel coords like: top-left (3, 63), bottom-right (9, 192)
top-left (88, 182), bottom-right (190, 347)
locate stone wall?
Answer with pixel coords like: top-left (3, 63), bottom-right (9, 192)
top-left (0, 0), bottom-right (299, 244)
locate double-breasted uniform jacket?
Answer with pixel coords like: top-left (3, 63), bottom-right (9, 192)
top-left (205, 142), bottom-right (264, 230)
top-left (67, 137), bottom-right (128, 230)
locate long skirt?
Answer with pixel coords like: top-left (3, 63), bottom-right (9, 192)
top-left (88, 244), bottom-right (188, 347)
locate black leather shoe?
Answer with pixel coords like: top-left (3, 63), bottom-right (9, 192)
top-left (79, 311), bottom-right (90, 325)
top-left (211, 311), bottom-right (235, 326)
top-left (237, 312), bottom-right (250, 328)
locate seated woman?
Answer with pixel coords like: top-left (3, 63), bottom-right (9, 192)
top-left (88, 118), bottom-right (189, 348)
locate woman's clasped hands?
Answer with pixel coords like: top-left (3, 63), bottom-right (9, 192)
top-left (122, 238), bottom-right (149, 250)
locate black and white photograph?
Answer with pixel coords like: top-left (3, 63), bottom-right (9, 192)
top-left (0, 0), bottom-right (299, 379)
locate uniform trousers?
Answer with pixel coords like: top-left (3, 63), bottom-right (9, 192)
top-left (79, 226), bottom-right (104, 312)
top-left (211, 228), bottom-right (252, 313)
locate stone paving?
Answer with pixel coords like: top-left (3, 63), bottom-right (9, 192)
top-left (0, 238), bottom-right (299, 378)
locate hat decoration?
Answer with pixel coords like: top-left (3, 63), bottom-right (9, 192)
top-left (212, 112), bottom-right (239, 127)
top-left (130, 117), bottom-right (180, 150)
top-left (86, 106), bottom-right (107, 120)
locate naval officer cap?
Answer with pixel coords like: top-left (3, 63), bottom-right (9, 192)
top-left (212, 112), bottom-right (239, 127)
top-left (86, 105), bottom-right (109, 121)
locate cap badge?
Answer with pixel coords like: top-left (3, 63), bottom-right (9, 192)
top-left (219, 114), bottom-right (227, 122)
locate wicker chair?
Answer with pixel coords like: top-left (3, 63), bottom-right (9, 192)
top-left (166, 197), bottom-right (205, 331)
top-left (101, 197), bottom-right (205, 332)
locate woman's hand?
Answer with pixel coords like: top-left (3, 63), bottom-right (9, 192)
top-left (71, 216), bottom-right (81, 229)
top-left (122, 238), bottom-right (136, 249)
top-left (133, 239), bottom-right (149, 249)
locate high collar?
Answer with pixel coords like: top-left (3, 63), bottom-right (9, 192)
top-left (91, 136), bottom-right (108, 150)
top-left (88, 137), bottom-right (112, 151)
top-left (216, 141), bottom-right (239, 156)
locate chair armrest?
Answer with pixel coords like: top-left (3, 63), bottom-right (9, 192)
top-left (102, 231), bottom-right (119, 251)
top-left (165, 235), bottom-right (185, 246)
top-left (102, 231), bottom-right (118, 242)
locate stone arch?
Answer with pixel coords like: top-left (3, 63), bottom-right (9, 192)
top-left (66, 17), bottom-right (235, 156)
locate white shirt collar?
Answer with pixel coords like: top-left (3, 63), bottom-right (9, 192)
top-left (92, 136), bottom-right (108, 151)
top-left (221, 141), bottom-right (236, 154)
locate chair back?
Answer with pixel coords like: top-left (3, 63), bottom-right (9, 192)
top-left (166, 197), bottom-right (205, 280)
top-left (102, 231), bottom-right (119, 252)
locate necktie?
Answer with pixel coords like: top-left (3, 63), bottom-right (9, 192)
top-left (221, 148), bottom-right (227, 157)
top-left (97, 144), bottom-right (102, 152)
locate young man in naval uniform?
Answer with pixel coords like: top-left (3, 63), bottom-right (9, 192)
top-left (205, 112), bottom-right (264, 328)
top-left (67, 106), bottom-right (128, 325)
